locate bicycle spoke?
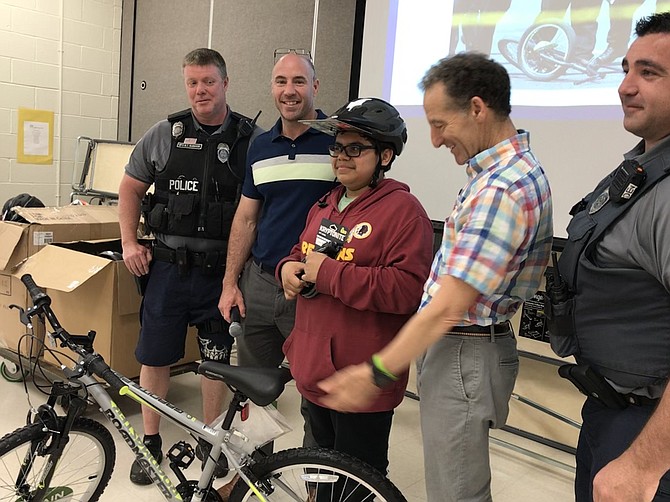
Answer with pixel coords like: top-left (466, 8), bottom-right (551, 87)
top-left (230, 449), bottom-right (405, 501)
top-left (0, 419), bottom-right (114, 502)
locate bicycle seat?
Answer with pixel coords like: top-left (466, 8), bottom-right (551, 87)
top-left (198, 363), bottom-right (293, 406)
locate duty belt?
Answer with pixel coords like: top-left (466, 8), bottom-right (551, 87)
top-left (152, 243), bottom-right (225, 275)
top-left (622, 393), bottom-right (659, 407)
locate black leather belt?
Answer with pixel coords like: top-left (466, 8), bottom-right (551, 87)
top-left (450, 321), bottom-right (512, 337)
top-left (253, 258), bottom-right (275, 275)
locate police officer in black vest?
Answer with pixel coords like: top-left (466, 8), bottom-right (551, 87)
top-left (546, 12), bottom-right (670, 502)
top-left (118, 48), bottom-right (260, 487)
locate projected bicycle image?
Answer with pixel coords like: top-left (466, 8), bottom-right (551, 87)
top-left (496, 0), bottom-right (642, 86)
top-left (499, 19), bottom-right (614, 84)
top-left (389, 0), bottom-right (665, 107)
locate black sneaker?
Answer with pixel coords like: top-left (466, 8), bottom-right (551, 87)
top-left (129, 438), bottom-right (163, 485)
top-left (586, 45), bottom-right (618, 74)
top-left (195, 440), bottom-right (229, 479)
top-left (594, 45), bottom-right (617, 66)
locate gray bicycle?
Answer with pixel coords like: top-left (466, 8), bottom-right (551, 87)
top-left (0, 274), bottom-right (406, 502)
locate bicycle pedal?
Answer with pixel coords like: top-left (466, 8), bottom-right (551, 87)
top-left (167, 440), bottom-right (196, 469)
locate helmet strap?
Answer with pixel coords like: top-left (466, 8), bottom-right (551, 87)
top-left (369, 160), bottom-right (384, 188)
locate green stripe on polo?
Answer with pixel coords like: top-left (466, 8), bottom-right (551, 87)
top-left (252, 155), bottom-right (333, 185)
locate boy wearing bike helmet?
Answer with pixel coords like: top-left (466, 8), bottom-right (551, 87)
top-left (278, 98), bottom-right (433, 476)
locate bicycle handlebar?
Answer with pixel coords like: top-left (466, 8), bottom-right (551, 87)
top-left (87, 355), bottom-right (126, 390)
top-left (19, 273), bottom-right (125, 391)
top-left (21, 273), bottom-right (50, 308)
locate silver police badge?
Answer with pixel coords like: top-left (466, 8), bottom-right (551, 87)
top-left (217, 143), bottom-right (230, 163)
top-left (589, 188), bottom-right (610, 214)
top-left (172, 121), bottom-right (184, 139)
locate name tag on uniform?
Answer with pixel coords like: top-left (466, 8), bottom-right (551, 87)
top-left (177, 138), bottom-right (203, 150)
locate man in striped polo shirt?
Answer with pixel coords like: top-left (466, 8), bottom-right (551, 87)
top-left (216, 50), bottom-right (337, 499)
top-left (219, 52), bottom-right (336, 381)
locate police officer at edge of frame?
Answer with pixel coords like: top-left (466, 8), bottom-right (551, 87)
top-left (548, 12), bottom-right (670, 502)
top-left (118, 48), bottom-right (261, 487)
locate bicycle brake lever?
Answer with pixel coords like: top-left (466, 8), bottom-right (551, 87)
top-left (9, 304), bottom-right (31, 328)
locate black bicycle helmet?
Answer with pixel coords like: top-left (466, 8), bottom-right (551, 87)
top-left (2, 193), bottom-right (45, 223)
top-left (302, 97), bottom-right (407, 156)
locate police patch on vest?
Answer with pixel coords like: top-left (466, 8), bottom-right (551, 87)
top-left (169, 177), bottom-right (199, 192)
top-left (589, 189), bottom-right (610, 214)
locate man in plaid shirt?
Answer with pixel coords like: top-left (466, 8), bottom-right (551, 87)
top-left (319, 52), bottom-right (553, 502)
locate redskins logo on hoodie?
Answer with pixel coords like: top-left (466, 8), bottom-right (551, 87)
top-left (348, 222), bottom-right (372, 241)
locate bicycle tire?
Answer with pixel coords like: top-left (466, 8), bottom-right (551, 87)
top-left (497, 38), bottom-right (522, 71)
top-left (517, 21), bottom-right (575, 81)
top-left (228, 447), bottom-right (407, 502)
top-left (0, 416), bottom-right (115, 502)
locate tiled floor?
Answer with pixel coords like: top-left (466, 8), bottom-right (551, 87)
top-left (0, 358), bottom-right (576, 501)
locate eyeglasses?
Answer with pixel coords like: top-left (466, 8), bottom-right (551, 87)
top-left (328, 143), bottom-right (377, 158)
top-left (273, 48), bottom-right (312, 63)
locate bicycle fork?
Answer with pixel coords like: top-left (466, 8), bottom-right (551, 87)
top-left (18, 383), bottom-right (88, 502)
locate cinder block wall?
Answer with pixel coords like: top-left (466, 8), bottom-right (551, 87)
top-left (0, 0), bottom-right (122, 208)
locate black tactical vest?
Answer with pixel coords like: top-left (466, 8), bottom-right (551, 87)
top-left (557, 148), bottom-right (670, 388)
top-left (142, 109), bottom-right (252, 240)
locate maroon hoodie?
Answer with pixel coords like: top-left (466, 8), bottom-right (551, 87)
top-left (279, 178), bottom-right (433, 412)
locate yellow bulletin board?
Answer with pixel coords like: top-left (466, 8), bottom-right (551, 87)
top-left (17, 108), bottom-right (54, 165)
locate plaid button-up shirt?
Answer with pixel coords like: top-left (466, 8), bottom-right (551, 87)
top-left (420, 131), bottom-right (553, 325)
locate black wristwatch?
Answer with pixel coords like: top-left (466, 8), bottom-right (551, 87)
top-left (370, 358), bottom-right (397, 389)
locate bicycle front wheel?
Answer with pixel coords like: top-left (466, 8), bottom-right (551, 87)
top-left (0, 416), bottom-right (115, 502)
top-left (518, 21), bottom-right (575, 81)
top-left (229, 447), bottom-right (406, 502)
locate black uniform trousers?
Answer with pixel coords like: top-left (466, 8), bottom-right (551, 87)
top-left (576, 397), bottom-right (670, 501)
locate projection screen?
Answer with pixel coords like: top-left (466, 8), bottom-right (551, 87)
top-left (357, 0), bottom-right (668, 236)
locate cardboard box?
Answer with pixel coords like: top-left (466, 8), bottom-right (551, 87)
top-left (0, 206), bottom-right (122, 358)
top-left (0, 205), bottom-right (122, 272)
top-left (14, 240), bottom-right (200, 379)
